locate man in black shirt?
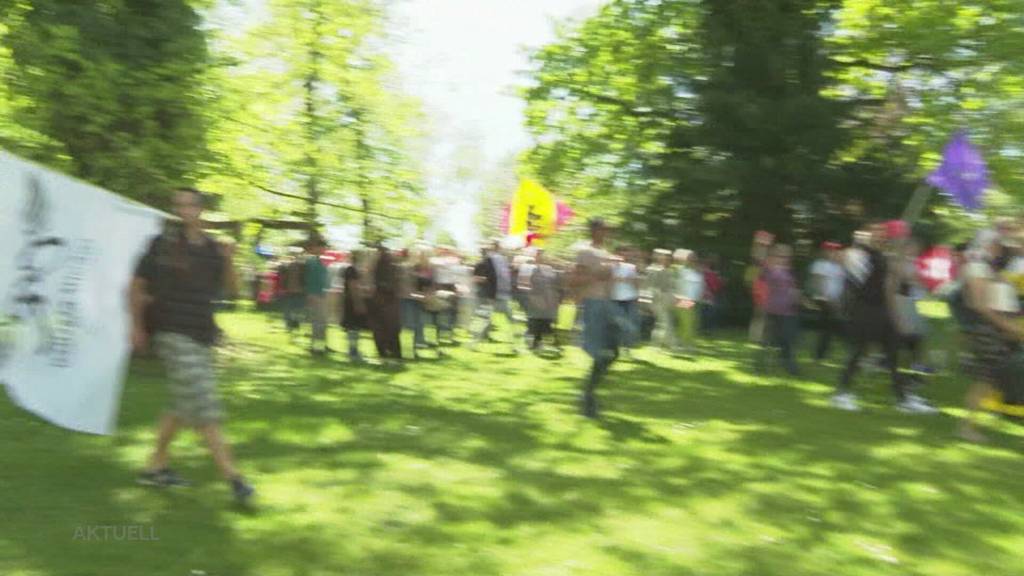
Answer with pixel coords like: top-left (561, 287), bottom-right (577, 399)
top-left (832, 222), bottom-right (936, 414)
top-left (131, 188), bottom-right (254, 504)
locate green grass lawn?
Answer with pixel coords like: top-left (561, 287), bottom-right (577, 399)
top-left (2, 307), bottom-right (1022, 576)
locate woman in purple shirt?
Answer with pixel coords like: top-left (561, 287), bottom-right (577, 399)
top-left (756, 244), bottom-right (801, 376)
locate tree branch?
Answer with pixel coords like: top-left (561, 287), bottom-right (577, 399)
top-left (238, 175), bottom-right (406, 222)
top-left (830, 57), bottom-right (941, 73)
top-left (562, 85), bottom-right (677, 119)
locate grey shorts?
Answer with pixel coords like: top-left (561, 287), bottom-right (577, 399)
top-left (153, 332), bottom-right (222, 426)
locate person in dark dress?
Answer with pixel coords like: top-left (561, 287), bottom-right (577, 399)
top-left (341, 250), bottom-right (369, 363)
top-left (371, 246), bottom-right (403, 365)
top-left (832, 221), bottom-right (936, 414)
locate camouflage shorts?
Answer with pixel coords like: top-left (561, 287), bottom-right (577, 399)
top-left (153, 332), bottom-right (222, 426)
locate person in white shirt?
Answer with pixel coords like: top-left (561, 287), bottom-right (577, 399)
top-left (453, 259), bottom-right (475, 332)
top-left (673, 249), bottom-right (704, 356)
top-left (526, 249), bottom-right (560, 351)
top-left (647, 249), bottom-right (677, 350)
top-left (430, 248), bottom-right (459, 345)
top-left (809, 242), bottom-right (846, 361)
top-left (611, 247), bottom-right (641, 352)
top-left (516, 255), bottom-right (536, 292)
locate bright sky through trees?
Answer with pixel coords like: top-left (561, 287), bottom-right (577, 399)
top-left (389, 0), bottom-right (602, 248)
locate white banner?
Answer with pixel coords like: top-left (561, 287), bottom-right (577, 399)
top-left (0, 152), bottom-right (164, 434)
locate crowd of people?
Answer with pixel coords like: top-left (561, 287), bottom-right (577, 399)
top-left (748, 219), bottom-right (1024, 432)
top-left (250, 233), bottom-right (728, 364)
top-left (129, 187), bottom-right (1023, 505)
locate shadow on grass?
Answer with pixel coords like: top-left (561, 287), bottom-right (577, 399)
top-left (4, 314), bottom-right (1022, 575)
top-left (218, 347), bottom-right (1020, 572)
top-left (0, 395), bottom-right (254, 576)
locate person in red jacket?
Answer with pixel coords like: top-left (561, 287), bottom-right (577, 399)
top-left (747, 231), bottom-right (774, 343)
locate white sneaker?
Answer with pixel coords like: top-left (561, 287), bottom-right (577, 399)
top-left (897, 395), bottom-right (939, 414)
top-left (830, 393), bottom-right (861, 412)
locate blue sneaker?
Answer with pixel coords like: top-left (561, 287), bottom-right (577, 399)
top-left (137, 468), bottom-right (191, 488)
top-left (231, 476), bottom-right (255, 505)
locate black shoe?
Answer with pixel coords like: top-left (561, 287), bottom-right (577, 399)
top-left (137, 468), bottom-right (191, 488)
top-left (231, 476), bottom-right (255, 505)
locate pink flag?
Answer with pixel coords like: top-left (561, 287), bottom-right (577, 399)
top-left (556, 201), bottom-right (574, 228)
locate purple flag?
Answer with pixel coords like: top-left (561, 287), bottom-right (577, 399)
top-left (926, 131), bottom-right (989, 211)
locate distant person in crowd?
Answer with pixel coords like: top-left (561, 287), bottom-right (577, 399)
top-left (757, 244), bottom-right (801, 376)
top-left (551, 257), bottom-right (570, 349)
top-left (280, 249), bottom-right (305, 334)
top-left (304, 236), bottom-right (330, 356)
top-left (636, 251), bottom-right (657, 343)
top-left (411, 248), bottom-right (435, 352)
top-left (958, 229), bottom-right (1023, 442)
top-left (515, 252), bottom-right (536, 306)
top-left (371, 245), bottom-right (403, 365)
top-left (611, 246), bottom-right (641, 356)
top-left (431, 247), bottom-right (460, 345)
top-left (471, 246), bottom-right (497, 345)
top-left (943, 241), bottom-right (972, 326)
top-left (472, 241), bottom-right (518, 353)
top-left (453, 254), bottom-right (476, 332)
top-left (747, 231), bottom-right (774, 343)
top-left (515, 253), bottom-right (537, 347)
top-left (809, 242), bottom-right (846, 361)
top-left (893, 238), bottom-right (932, 374)
top-left (256, 260), bottom-right (278, 311)
top-left (248, 262), bottom-right (261, 303)
top-left (831, 221), bottom-right (936, 413)
top-left (700, 254), bottom-right (724, 335)
top-left (573, 218), bottom-right (618, 418)
top-left (648, 248), bottom-right (677, 350)
top-left (1003, 223), bottom-right (1024, 295)
top-left (673, 249), bottom-right (704, 356)
top-left (131, 188), bottom-right (254, 505)
top-left (395, 249), bottom-right (418, 351)
top-left (341, 250), bottom-right (369, 363)
top-left (527, 248), bottom-right (560, 351)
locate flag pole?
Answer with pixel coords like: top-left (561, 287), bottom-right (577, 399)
top-left (901, 184), bottom-right (933, 228)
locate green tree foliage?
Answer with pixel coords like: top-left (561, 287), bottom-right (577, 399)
top-left (523, 0), bottom-right (1024, 260)
top-left (201, 0), bottom-right (426, 239)
top-left (0, 0), bottom-right (210, 206)
top-left (827, 0), bottom-right (1024, 230)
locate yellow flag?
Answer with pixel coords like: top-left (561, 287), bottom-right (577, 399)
top-left (509, 179), bottom-right (556, 242)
